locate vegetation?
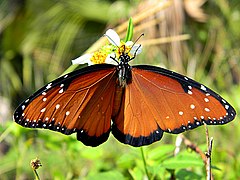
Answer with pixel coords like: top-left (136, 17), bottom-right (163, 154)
top-left (0, 0), bottom-right (239, 179)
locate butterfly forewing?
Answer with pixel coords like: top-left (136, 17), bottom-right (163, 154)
top-left (112, 65), bottom-right (236, 147)
top-left (14, 64), bottom-right (117, 146)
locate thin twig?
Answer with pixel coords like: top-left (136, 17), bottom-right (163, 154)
top-left (204, 123), bottom-right (214, 180)
top-left (140, 147), bottom-right (150, 180)
top-left (174, 134), bottom-right (183, 156)
top-left (178, 134), bottom-right (206, 161)
top-left (206, 137), bottom-right (213, 180)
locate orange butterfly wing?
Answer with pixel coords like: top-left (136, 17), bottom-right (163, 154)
top-left (112, 65), bottom-right (235, 146)
top-left (14, 64), bottom-right (117, 146)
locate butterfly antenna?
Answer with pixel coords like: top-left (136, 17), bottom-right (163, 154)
top-left (127, 33), bottom-right (144, 54)
top-left (103, 34), bottom-right (119, 48)
top-left (129, 44), bottom-right (142, 61)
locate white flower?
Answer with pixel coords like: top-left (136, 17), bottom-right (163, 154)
top-left (72, 54), bottom-right (93, 65)
top-left (125, 41), bottom-right (142, 56)
top-left (72, 29), bottom-right (142, 66)
top-left (105, 29), bottom-right (120, 47)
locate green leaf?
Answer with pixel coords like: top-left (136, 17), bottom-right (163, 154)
top-left (147, 144), bottom-right (175, 161)
top-left (86, 171), bottom-right (125, 180)
top-left (124, 18), bottom-right (133, 42)
top-left (161, 151), bottom-right (204, 170)
top-left (129, 167), bottom-right (144, 180)
top-left (175, 169), bottom-right (202, 180)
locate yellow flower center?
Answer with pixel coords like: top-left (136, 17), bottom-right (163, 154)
top-left (90, 51), bottom-right (108, 64)
top-left (116, 43), bottom-right (132, 58)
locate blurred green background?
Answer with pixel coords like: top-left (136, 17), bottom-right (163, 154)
top-left (0, 0), bottom-right (239, 179)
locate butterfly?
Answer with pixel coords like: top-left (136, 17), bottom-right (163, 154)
top-left (13, 29), bottom-right (236, 147)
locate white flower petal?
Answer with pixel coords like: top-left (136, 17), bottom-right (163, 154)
top-left (71, 54), bottom-right (93, 65)
top-left (125, 41), bottom-right (134, 46)
top-left (105, 53), bottom-right (118, 65)
top-left (105, 29), bottom-right (120, 46)
top-left (129, 44), bottom-right (142, 56)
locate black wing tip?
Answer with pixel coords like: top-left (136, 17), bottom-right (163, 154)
top-left (111, 124), bottom-right (164, 147)
top-left (76, 130), bottom-right (110, 147)
top-left (166, 113), bottom-right (236, 134)
top-left (14, 117), bottom-right (75, 134)
top-left (14, 116), bottom-right (111, 147)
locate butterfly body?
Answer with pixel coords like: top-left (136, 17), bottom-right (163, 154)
top-left (14, 52), bottom-right (236, 147)
top-left (116, 53), bottom-right (133, 87)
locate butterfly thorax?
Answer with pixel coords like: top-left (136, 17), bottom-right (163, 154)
top-left (117, 53), bottom-right (132, 87)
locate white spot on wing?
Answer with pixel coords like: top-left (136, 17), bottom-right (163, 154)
top-left (66, 111), bottom-right (70, 116)
top-left (42, 92), bottom-right (47, 96)
top-left (55, 104), bottom-right (60, 109)
top-left (225, 105), bottom-right (229, 109)
top-left (204, 98), bottom-right (209, 102)
top-left (59, 89), bottom-right (64, 93)
top-left (190, 104), bottom-right (195, 109)
top-left (46, 83), bottom-right (52, 89)
top-left (179, 111), bottom-right (183, 116)
top-left (43, 98), bottom-right (47, 102)
top-left (205, 108), bottom-right (210, 112)
top-left (201, 85), bottom-right (207, 91)
top-left (40, 108), bottom-right (46, 112)
top-left (188, 90), bottom-right (193, 95)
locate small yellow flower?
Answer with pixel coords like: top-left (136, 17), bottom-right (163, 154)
top-left (90, 51), bottom-right (108, 64)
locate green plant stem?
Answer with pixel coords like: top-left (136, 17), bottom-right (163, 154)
top-left (0, 123), bottom-right (14, 143)
top-left (33, 169), bottom-right (40, 180)
top-left (140, 147), bottom-right (150, 179)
